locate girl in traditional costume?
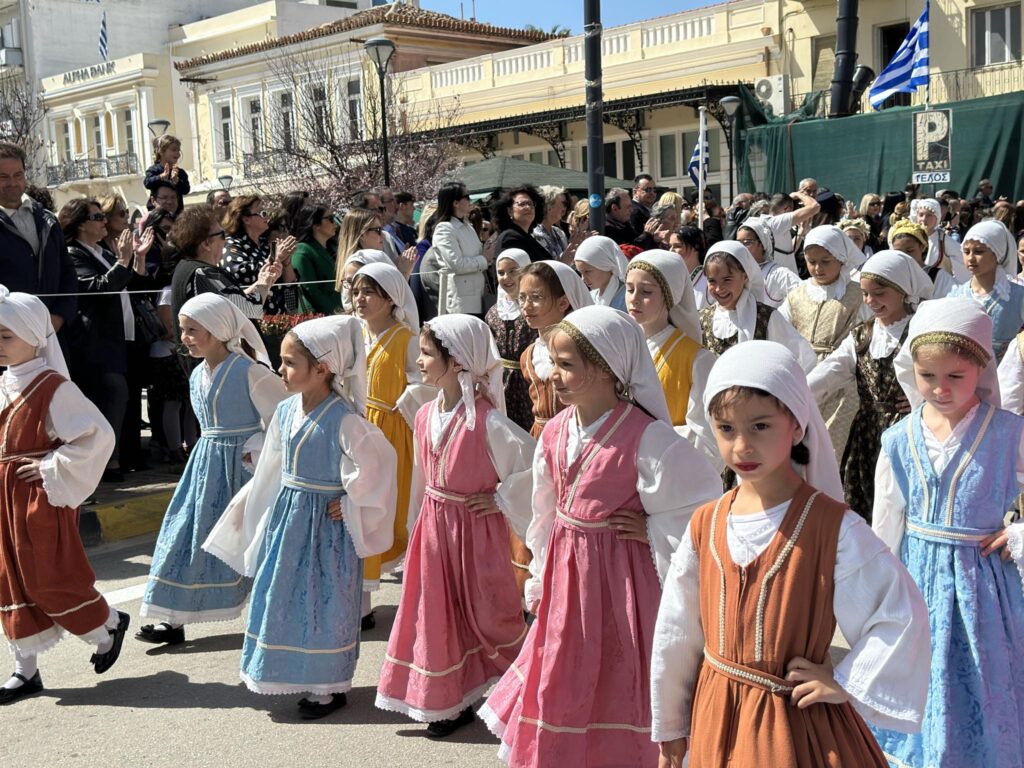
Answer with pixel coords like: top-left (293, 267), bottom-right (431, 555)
top-left (204, 315), bottom-right (397, 719)
top-left (779, 225), bottom-right (872, 460)
top-left (949, 220), bottom-right (1024, 359)
top-left (484, 249), bottom-right (537, 432)
top-left (736, 217), bottom-right (801, 308)
top-left (651, 340), bottom-right (930, 768)
top-left (481, 306), bottom-right (721, 767)
top-left (512, 260), bottom-right (592, 590)
top-left (574, 235), bottom-right (629, 310)
top-left (351, 261), bottom-right (432, 630)
top-left (624, 250), bottom-right (718, 467)
top-left (808, 251), bottom-right (932, 519)
top-left (376, 314), bottom-right (535, 738)
top-left (698, 241), bottom-right (814, 371)
top-left (0, 287), bottom-right (129, 704)
top-left (872, 297), bottom-right (1024, 768)
top-left (889, 220), bottom-right (956, 299)
top-left (137, 294), bottom-right (286, 645)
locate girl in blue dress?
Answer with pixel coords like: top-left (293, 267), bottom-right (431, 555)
top-left (205, 315), bottom-right (397, 719)
top-left (138, 294), bottom-right (286, 645)
top-left (872, 296), bottom-right (1024, 768)
top-left (949, 220), bottom-right (1024, 359)
top-left (574, 235), bottom-right (629, 310)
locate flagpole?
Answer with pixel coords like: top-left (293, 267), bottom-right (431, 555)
top-left (697, 106), bottom-right (707, 228)
top-left (924, 0), bottom-right (931, 109)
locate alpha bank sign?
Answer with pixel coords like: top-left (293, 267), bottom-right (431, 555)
top-left (63, 61), bottom-right (117, 86)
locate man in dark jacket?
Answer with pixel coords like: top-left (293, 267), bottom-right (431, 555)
top-left (0, 142), bottom-right (77, 332)
top-left (629, 173), bottom-right (657, 234)
top-left (604, 188), bottom-right (637, 245)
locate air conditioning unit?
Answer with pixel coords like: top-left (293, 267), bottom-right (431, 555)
top-left (753, 75), bottom-right (788, 117)
top-left (0, 48), bottom-right (23, 68)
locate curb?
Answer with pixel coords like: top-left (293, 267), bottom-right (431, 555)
top-left (82, 487), bottom-right (173, 545)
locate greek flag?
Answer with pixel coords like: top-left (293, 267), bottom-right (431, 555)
top-left (869, 2), bottom-right (929, 109)
top-left (687, 128), bottom-right (708, 189)
top-left (98, 10), bottom-right (109, 61)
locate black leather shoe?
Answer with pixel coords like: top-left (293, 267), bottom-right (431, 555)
top-left (297, 693), bottom-right (347, 720)
top-left (135, 623), bottom-right (186, 645)
top-left (360, 611), bottom-right (376, 632)
top-left (426, 707), bottom-right (475, 738)
top-left (91, 611), bottom-right (130, 673)
top-left (0, 671), bottom-right (43, 705)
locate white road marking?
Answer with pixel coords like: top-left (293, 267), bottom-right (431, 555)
top-left (103, 581), bottom-right (148, 606)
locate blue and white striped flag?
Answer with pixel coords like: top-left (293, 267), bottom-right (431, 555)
top-left (98, 10), bottom-right (109, 61)
top-left (687, 123), bottom-right (709, 189)
top-left (869, 2), bottom-right (929, 109)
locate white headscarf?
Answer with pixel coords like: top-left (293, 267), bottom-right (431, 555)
top-left (574, 236), bottom-right (629, 282)
top-left (804, 224), bottom-right (864, 280)
top-left (704, 340), bottom-right (845, 504)
top-left (910, 198), bottom-right (940, 220)
top-left (895, 296), bottom-right (1000, 409)
top-left (962, 220), bottom-right (1017, 274)
top-left (179, 293), bottom-right (270, 366)
top-left (291, 315), bottom-right (367, 414)
top-left (354, 261), bottom-right (419, 331)
top-left (543, 260), bottom-right (595, 311)
top-left (706, 240), bottom-right (766, 342)
top-left (426, 313), bottom-right (505, 431)
top-left (859, 250), bottom-right (933, 309)
top-left (559, 306), bottom-right (671, 425)
top-left (495, 248), bottom-right (532, 320)
top-left (0, 285), bottom-right (69, 378)
top-left (626, 250), bottom-right (702, 342)
top-left (342, 249), bottom-right (392, 311)
top-left (740, 217), bottom-right (775, 261)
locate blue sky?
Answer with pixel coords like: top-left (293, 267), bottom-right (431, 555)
top-left (423, 1), bottom-right (712, 34)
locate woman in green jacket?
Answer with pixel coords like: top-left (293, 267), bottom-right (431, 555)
top-left (292, 202), bottom-right (341, 315)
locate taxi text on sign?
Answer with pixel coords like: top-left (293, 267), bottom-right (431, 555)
top-left (912, 109), bottom-right (952, 185)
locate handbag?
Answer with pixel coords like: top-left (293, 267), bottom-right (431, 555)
top-left (133, 295), bottom-right (166, 347)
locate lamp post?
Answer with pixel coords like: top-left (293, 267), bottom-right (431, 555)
top-left (718, 95), bottom-right (740, 202)
top-left (364, 37), bottom-right (396, 188)
top-left (147, 119), bottom-right (170, 138)
top-left (217, 174), bottom-right (233, 191)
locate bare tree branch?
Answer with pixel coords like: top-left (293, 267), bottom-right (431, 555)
top-left (0, 75), bottom-right (48, 178)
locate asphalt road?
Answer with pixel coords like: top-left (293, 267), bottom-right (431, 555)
top-left (0, 535), bottom-right (504, 767)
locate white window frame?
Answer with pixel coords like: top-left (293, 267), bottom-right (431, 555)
top-left (236, 88), bottom-right (264, 155)
top-left (339, 75), bottom-right (363, 142)
top-left (91, 114), bottom-right (104, 159)
top-left (210, 94), bottom-right (234, 164)
top-left (972, 3), bottom-right (1022, 67)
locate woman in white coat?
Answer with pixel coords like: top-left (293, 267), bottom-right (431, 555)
top-left (432, 182), bottom-right (490, 317)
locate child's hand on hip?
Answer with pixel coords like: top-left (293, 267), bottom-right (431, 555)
top-left (466, 492), bottom-right (499, 517)
top-left (981, 528), bottom-right (1013, 560)
top-left (14, 457), bottom-right (42, 483)
top-left (658, 738), bottom-right (688, 768)
top-left (327, 498), bottom-right (344, 521)
top-left (609, 511), bottom-right (647, 542)
top-left (786, 656), bottom-right (851, 709)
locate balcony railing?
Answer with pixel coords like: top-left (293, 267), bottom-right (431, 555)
top-left (45, 152), bottom-right (140, 186)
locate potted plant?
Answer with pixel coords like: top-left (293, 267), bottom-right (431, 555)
top-left (258, 312), bottom-right (324, 370)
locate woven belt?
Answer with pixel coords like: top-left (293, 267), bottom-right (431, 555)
top-left (0, 448), bottom-right (52, 464)
top-left (906, 519), bottom-right (998, 547)
top-left (202, 423), bottom-right (260, 438)
top-left (281, 472), bottom-right (345, 494)
top-left (534, 417), bottom-right (551, 426)
top-left (366, 396), bottom-right (397, 413)
top-left (555, 509), bottom-right (612, 530)
top-left (501, 359), bottom-right (522, 371)
top-left (425, 485), bottom-right (471, 504)
top-left (703, 648), bottom-right (793, 696)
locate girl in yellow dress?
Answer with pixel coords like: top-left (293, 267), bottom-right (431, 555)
top-left (351, 262), bottom-right (433, 629)
top-left (624, 250), bottom-right (720, 470)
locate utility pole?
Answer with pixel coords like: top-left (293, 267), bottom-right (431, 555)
top-left (584, 0), bottom-right (604, 234)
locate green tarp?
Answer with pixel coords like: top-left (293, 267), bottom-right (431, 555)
top-left (735, 89), bottom-right (1024, 200)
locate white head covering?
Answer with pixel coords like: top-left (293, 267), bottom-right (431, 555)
top-left (962, 220), bottom-right (1016, 273)
top-left (354, 261), bottom-right (419, 331)
top-left (706, 240), bottom-right (765, 302)
top-left (542, 260), bottom-right (594, 311)
top-left (895, 296), bottom-right (999, 409)
top-left (740, 217), bottom-right (775, 260)
top-left (179, 293), bottom-right (270, 366)
top-left (704, 340), bottom-right (845, 504)
top-left (705, 240), bottom-right (766, 342)
top-left (804, 224), bottom-right (862, 282)
top-left (859, 250), bottom-right (934, 309)
top-left (558, 306), bottom-right (671, 425)
top-left (342, 249), bottom-right (392, 311)
top-left (910, 198), bottom-right (941, 220)
top-left (291, 315), bottom-right (367, 414)
top-left (495, 248), bottom-right (532, 320)
top-left (425, 313), bottom-right (505, 430)
top-left (574, 236), bottom-right (629, 282)
top-left (626, 250), bottom-right (702, 342)
top-left (0, 285), bottom-right (69, 378)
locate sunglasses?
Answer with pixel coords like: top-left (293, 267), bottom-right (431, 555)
top-left (244, 210), bottom-right (268, 219)
top-left (513, 200), bottom-right (535, 209)
top-left (365, 226), bottom-right (384, 234)
top-left (86, 212), bottom-right (107, 222)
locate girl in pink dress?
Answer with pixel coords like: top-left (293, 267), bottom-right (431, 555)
top-left (480, 306), bottom-right (721, 767)
top-left (376, 314), bottom-right (536, 738)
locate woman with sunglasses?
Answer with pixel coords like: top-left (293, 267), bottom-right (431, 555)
top-left (292, 202), bottom-right (342, 315)
top-left (432, 181), bottom-right (490, 316)
top-left (221, 196), bottom-right (298, 316)
top-left (60, 197), bottom-right (152, 482)
top-left (492, 184), bottom-right (550, 264)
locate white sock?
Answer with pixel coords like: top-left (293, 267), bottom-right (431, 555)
top-left (305, 693), bottom-right (333, 705)
top-left (3, 650), bottom-right (38, 690)
top-left (104, 606), bottom-right (120, 630)
top-left (157, 622), bottom-right (183, 631)
top-left (94, 606), bottom-right (122, 654)
top-left (361, 591), bottom-right (372, 617)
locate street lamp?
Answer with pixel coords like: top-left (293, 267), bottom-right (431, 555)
top-left (217, 174), bottom-right (233, 190)
top-left (147, 119), bottom-right (170, 137)
top-left (718, 95), bottom-right (740, 202)
top-left (363, 37), bottom-right (396, 188)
